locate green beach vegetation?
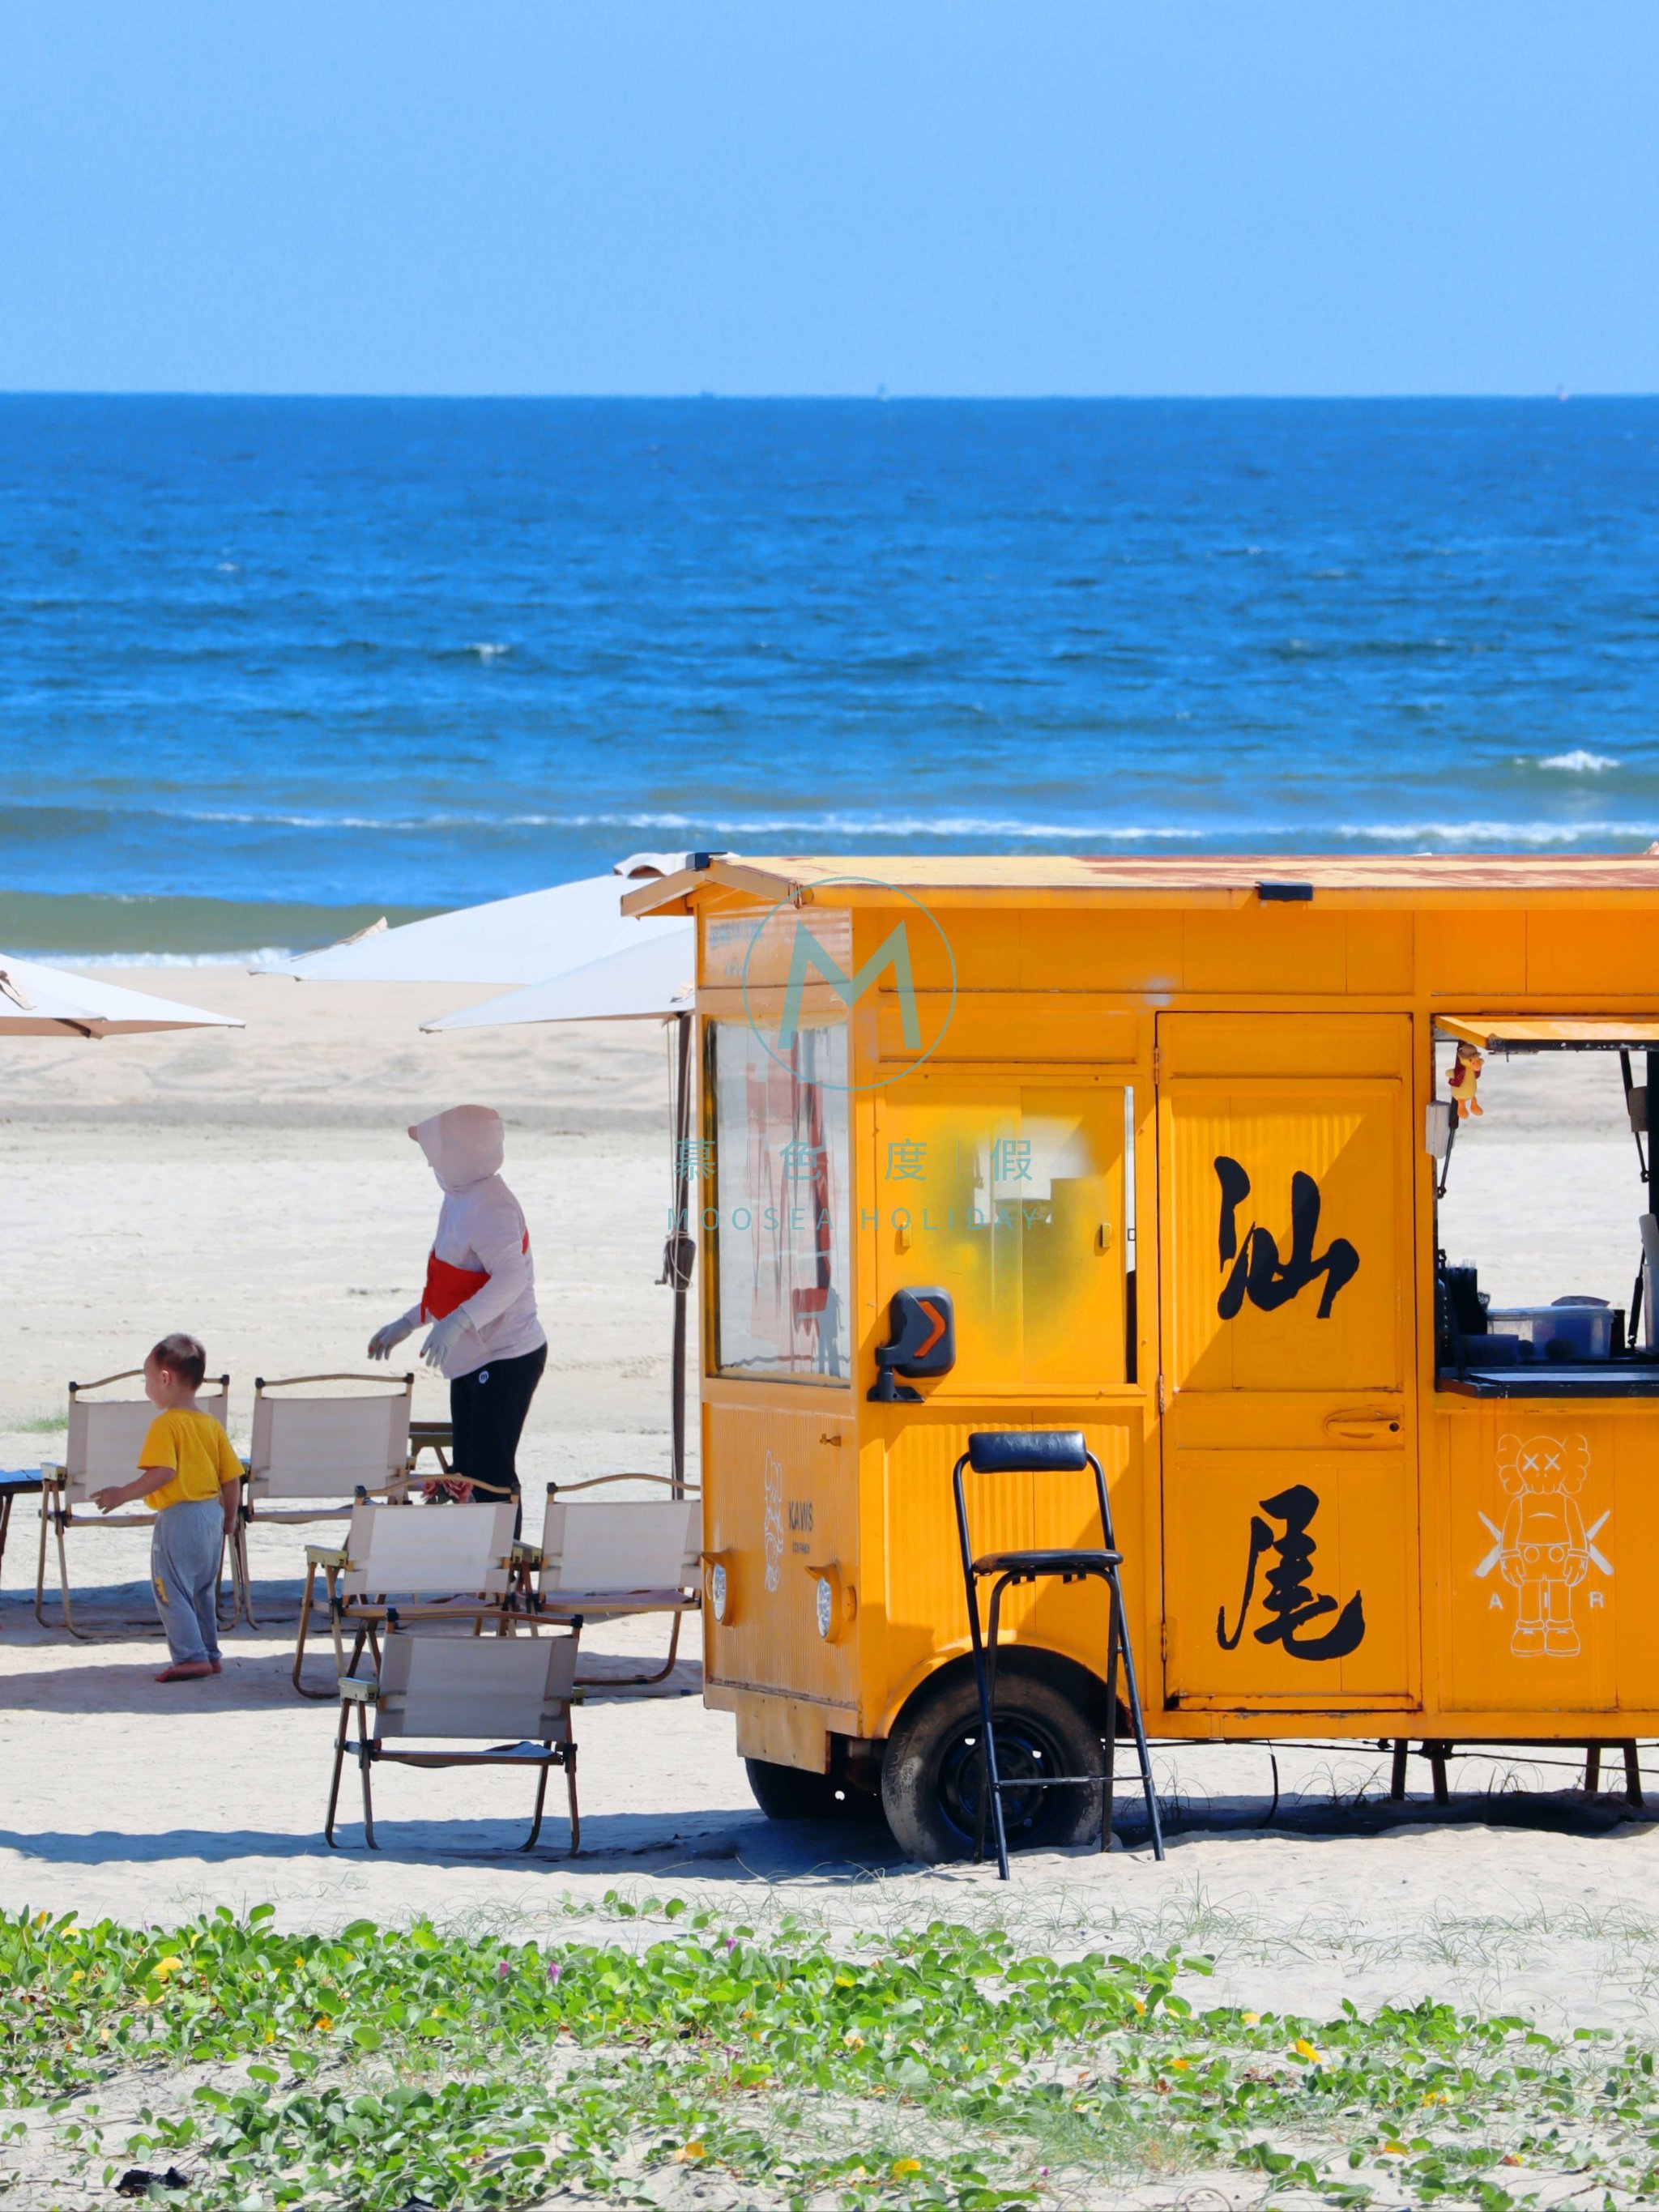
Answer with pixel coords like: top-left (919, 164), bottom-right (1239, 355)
top-left (2, 1902), bottom-right (1657, 2209)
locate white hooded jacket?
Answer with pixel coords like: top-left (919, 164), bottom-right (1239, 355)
top-left (399, 1106), bottom-right (546, 1379)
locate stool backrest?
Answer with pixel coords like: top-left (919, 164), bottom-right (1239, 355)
top-left (339, 1499), bottom-right (517, 1598)
top-left (249, 1377), bottom-right (412, 1503)
top-left (954, 1430), bottom-right (1115, 1563)
top-left (374, 1631), bottom-right (575, 1741)
top-left (537, 1494), bottom-right (701, 1595)
top-left (62, 1375), bottom-right (232, 1506)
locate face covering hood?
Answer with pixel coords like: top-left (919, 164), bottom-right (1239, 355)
top-left (411, 1105), bottom-right (505, 1194)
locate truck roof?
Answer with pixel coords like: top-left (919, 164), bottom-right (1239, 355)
top-left (625, 851), bottom-right (1659, 914)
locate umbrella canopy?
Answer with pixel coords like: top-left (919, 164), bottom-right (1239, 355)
top-left (262, 859), bottom-right (692, 989)
top-left (0, 954), bottom-right (243, 1039)
top-left (420, 931), bottom-right (695, 1033)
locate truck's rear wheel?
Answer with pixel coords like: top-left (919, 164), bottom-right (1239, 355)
top-left (744, 1757), bottom-right (885, 1823)
top-left (880, 1665), bottom-right (1102, 1863)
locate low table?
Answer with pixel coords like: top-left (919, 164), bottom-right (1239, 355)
top-left (0, 1473), bottom-right (45, 1592)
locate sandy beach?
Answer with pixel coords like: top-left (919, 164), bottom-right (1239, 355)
top-left (3, 974), bottom-right (1658, 2038)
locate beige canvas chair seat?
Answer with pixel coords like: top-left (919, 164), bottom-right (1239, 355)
top-left (36, 1372), bottom-right (232, 1637)
top-left (326, 1628), bottom-right (579, 1854)
top-left (518, 1475), bottom-right (701, 1686)
top-left (237, 1373), bottom-right (414, 1626)
top-left (293, 1495), bottom-right (521, 1698)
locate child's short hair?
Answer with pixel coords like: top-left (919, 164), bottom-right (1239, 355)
top-left (150, 1333), bottom-right (207, 1389)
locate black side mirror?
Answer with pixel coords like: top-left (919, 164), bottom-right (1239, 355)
top-left (868, 1288), bottom-right (956, 1403)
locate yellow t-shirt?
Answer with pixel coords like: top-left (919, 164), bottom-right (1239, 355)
top-left (139, 1409), bottom-right (242, 1513)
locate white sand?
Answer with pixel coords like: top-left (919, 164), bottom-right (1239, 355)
top-left (2, 979), bottom-right (1657, 2035)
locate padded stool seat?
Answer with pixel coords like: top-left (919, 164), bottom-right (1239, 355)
top-left (971, 1546), bottom-right (1122, 1578)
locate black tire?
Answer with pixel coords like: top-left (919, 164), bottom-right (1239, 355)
top-left (880, 1663), bottom-right (1103, 1863)
top-left (744, 1757), bottom-right (886, 1824)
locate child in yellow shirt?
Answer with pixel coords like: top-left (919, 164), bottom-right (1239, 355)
top-left (92, 1333), bottom-right (242, 1683)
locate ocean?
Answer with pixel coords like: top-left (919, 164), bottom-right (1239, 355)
top-left (2, 394), bottom-right (1657, 957)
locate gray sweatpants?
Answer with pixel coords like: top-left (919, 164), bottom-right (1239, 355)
top-left (151, 1497), bottom-right (224, 1666)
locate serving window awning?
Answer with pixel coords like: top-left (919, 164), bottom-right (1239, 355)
top-left (1435, 1016), bottom-right (1659, 1053)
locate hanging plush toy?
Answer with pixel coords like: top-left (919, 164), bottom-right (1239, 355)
top-left (1448, 1040), bottom-right (1485, 1119)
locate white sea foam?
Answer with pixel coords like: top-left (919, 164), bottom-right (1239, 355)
top-left (1340, 819), bottom-right (1659, 846)
top-left (1537, 749), bottom-right (1619, 773)
top-left (36, 947), bottom-right (296, 969)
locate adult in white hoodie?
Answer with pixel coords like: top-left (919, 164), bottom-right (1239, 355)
top-left (368, 1105), bottom-right (547, 1515)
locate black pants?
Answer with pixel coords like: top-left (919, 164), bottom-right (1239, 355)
top-left (450, 1343), bottom-right (546, 1533)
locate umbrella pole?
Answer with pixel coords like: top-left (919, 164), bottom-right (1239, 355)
top-left (666, 1010), bottom-right (695, 1500)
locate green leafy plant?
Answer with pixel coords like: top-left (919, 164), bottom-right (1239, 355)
top-left (2, 1903), bottom-right (1655, 2209)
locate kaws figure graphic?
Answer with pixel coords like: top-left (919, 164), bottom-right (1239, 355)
top-left (1447, 1040), bottom-right (1485, 1119)
top-left (1476, 1433), bottom-right (1611, 1659)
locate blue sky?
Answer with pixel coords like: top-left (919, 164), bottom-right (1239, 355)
top-left (2, 1), bottom-right (1654, 397)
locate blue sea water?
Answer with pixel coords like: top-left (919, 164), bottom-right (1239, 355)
top-left (2, 394), bottom-right (1657, 951)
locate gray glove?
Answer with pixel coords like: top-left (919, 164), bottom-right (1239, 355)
top-left (420, 1311), bottom-right (471, 1372)
top-left (368, 1313), bottom-right (418, 1362)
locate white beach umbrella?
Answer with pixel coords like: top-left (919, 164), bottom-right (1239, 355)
top-left (261, 858), bottom-right (692, 988)
top-left (419, 930), bottom-right (695, 1033)
top-left (0, 954), bottom-right (243, 1039)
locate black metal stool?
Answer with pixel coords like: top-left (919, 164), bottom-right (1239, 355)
top-left (953, 1430), bottom-right (1164, 1879)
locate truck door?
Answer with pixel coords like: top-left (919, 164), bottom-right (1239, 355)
top-left (1156, 1014), bottom-right (1418, 1709)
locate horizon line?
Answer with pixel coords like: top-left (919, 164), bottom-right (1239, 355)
top-left (0, 386), bottom-right (1653, 405)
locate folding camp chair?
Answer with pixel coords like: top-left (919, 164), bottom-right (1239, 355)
top-left (292, 1495), bottom-right (521, 1698)
top-left (36, 1372), bottom-right (232, 1638)
top-left (326, 1628), bottom-right (579, 1853)
top-left (237, 1373), bottom-right (413, 1626)
top-left (521, 1475), bottom-right (701, 1686)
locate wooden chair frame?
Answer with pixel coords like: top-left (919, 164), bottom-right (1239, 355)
top-left (35, 1372), bottom-right (234, 1639)
top-left (293, 1495), bottom-right (522, 1698)
top-left (516, 1473), bottom-right (701, 1687)
top-left (237, 1372), bottom-right (414, 1627)
top-left (324, 1630), bottom-right (580, 1854)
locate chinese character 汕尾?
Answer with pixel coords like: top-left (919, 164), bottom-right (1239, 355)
top-left (1216, 1484), bottom-right (1365, 1661)
top-left (885, 1139), bottom-right (928, 1182)
top-left (1213, 1156), bottom-right (1358, 1320)
top-left (674, 1137), bottom-right (716, 1183)
top-left (990, 1137), bottom-right (1032, 1183)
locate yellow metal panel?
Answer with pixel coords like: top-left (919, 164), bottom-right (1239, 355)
top-left (703, 1401), bottom-right (859, 1710)
top-left (1527, 913), bottom-right (1659, 996)
top-left (864, 907), bottom-right (1013, 991)
top-left (1183, 911), bottom-right (1349, 995)
top-left (1418, 910), bottom-right (1528, 995)
top-left (1157, 1016), bottom-right (1417, 1713)
top-left (876, 994), bottom-right (1138, 1065)
top-left (1017, 910), bottom-right (1183, 993)
top-left (733, 1694), bottom-right (841, 1769)
top-left (1439, 1409), bottom-right (1627, 1712)
top-left (1159, 1012), bottom-right (1408, 1080)
top-left (1163, 1083), bottom-right (1402, 1393)
top-left (875, 1409), bottom-right (1145, 1735)
top-left (1345, 915), bottom-right (1415, 994)
top-left (871, 1080), bottom-right (1128, 1392)
top-left (1164, 1449), bottom-right (1412, 1703)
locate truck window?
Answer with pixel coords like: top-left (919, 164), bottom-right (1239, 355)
top-left (707, 1016), bottom-right (851, 1383)
top-left (1434, 1023), bottom-right (1659, 1393)
top-left (872, 1080), bottom-right (1131, 1389)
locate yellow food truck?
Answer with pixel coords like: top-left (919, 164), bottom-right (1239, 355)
top-left (627, 854), bottom-right (1659, 1860)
